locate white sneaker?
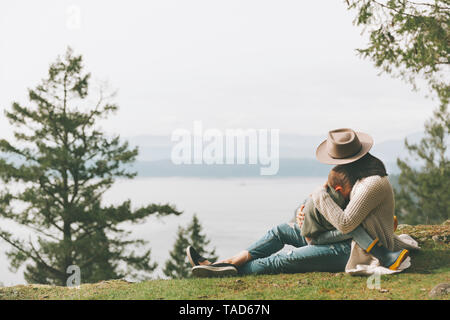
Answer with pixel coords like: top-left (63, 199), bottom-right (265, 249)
top-left (191, 263), bottom-right (237, 277)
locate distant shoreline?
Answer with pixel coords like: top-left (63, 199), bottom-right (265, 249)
top-left (129, 158), bottom-right (400, 177)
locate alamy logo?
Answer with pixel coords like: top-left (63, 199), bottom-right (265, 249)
top-left (171, 121), bottom-right (280, 175)
top-left (66, 5), bottom-right (81, 30)
top-left (66, 265), bottom-right (81, 288)
top-left (366, 272), bottom-right (381, 290)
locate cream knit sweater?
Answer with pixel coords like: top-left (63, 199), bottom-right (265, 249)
top-left (312, 175), bottom-right (419, 269)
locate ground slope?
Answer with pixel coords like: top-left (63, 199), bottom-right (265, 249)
top-left (0, 222), bottom-right (448, 300)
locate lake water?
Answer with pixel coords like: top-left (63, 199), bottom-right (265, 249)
top-left (0, 176), bottom-right (326, 286)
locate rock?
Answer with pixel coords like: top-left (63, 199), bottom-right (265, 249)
top-left (298, 279), bottom-right (309, 286)
top-left (429, 283), bottom-right (450, 298)
top-left (28, 284), bottom-right (53, 289)
top-left (427, 234), bottom-right (449, 244)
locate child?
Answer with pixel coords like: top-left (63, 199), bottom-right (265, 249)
top-left (299, 169), bottom-right (408, 270)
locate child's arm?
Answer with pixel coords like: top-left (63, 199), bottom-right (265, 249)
top-left (309, 229), bottom-right (352, 245)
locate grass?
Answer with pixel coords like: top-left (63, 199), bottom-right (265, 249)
top-left (0, 223), bottom-right (448, 300)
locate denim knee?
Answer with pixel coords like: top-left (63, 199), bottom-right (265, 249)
top-left (270, 223), bottom-right (291, 241)
top-left (246, 223), bottom-right (291, 260)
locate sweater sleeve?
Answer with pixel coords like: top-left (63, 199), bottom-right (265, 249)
top-left (311, 176), bottom-right (386, 234)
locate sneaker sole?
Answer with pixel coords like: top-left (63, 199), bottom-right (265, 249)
top-left (192, 265), bottom-right (237, 278)
top-left (388, 249), bottom-right (409, 271)
top-left (186, 246), bottom-right (197, 267)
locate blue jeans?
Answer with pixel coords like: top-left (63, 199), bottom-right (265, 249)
top-left (238, 222), bottom-right (352, 275)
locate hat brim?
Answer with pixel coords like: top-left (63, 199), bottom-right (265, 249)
top-left (315, 132), bottom-right (373, 165)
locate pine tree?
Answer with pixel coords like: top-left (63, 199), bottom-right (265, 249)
top-left (395, 104), bottom-right (450, 224)
top-left (348, 1), bottom-right (450, 224)
top-left (163, 226), bottom-right (190, 279)
top-left (187, 214), bottom-right (218, 262)
top-left (347, 0), bottom-right (449, 105)
top-left (0, 48), bottom-right (182, 285)
top-left (163, 214), bottom-right (217, 279)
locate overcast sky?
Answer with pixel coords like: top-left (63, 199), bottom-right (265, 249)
top-left (0, 0), bottom-right (436, 143)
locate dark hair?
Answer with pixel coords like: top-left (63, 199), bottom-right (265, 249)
top-left (328, 169), bottom-right (352, 190)
top-left (332, 153), bottom-right (387, 187)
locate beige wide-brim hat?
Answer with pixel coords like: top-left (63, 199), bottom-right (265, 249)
top-left (316, 128), bottom-right (373, 165)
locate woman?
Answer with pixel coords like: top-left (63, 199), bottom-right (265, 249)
top-left (188, 128), bottom-right (417, 277)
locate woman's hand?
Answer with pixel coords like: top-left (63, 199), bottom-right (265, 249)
top-left (296, 204), bottom-right (313, 244)
top-left (296, 204), bottom-right (305, 228)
